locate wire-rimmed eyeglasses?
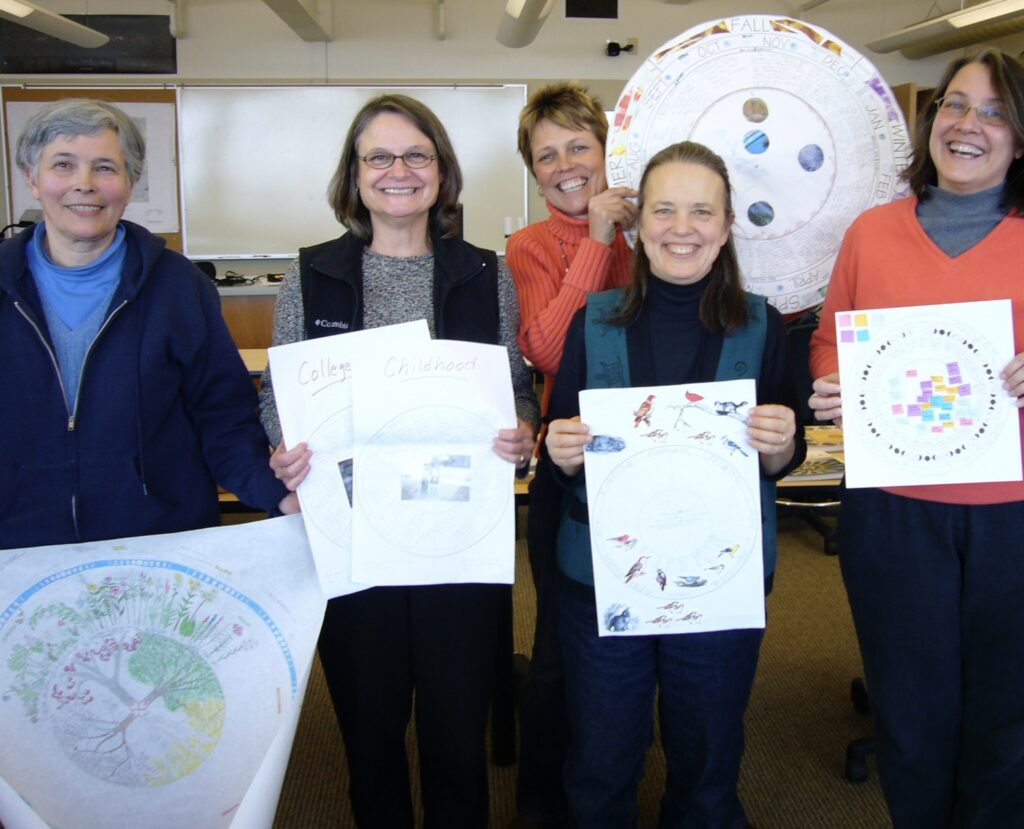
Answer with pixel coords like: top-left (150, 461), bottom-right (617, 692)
top-left (359, 151), bottom-right (438, 169)
top-left (935, 95), bottom-right (1008, 127)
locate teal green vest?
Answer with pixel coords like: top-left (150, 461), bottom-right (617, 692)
top-left (557, 288), bottom-right (778, 586)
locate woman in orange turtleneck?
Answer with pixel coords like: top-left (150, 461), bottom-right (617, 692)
top-left (505, 82), bottom-right (635, 829)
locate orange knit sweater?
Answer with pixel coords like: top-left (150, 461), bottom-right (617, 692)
top-left (811, 196), bottom-right (1024, 504)
top-left (506, 203), bottom-right (633, 414)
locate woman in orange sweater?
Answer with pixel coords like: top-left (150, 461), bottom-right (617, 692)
top-left (506, 82), bottom-right (635, 829)
top-left (810, 50), bottom-right (1024, 827)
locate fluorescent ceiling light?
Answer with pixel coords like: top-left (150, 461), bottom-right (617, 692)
top-left (497, 0), bottom-right (556, 47)
top-left (950, 0), bottom-right (1024, 27)
top-left (867, 0), bottom-right (1024, 59)
top-left (0, 0), bottom-right (31, 19)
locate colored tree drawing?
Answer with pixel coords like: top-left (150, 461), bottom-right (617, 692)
top-left (2, 569), bottom-right (258, 786)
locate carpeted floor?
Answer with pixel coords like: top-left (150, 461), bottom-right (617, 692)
top-left (269, 509), bottom-right (892, 828)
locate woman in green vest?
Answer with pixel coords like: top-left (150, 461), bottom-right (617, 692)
top-left (545, 141), bottom-right (805, 828)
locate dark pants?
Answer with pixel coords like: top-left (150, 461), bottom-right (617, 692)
top-left (317, 583), bottom-right (504, 829)
top-left (839, 487), bottom-right (1024, 828)
top-left (516, 457), bottom-right (572, 822)
top-left (559, 581), bottom-right (762, 829)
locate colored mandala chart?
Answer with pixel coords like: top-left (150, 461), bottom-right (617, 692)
top-left (302, 408), bottom-right (354, 549)
top-left (0, 561), bottom-right (295, 788)
top-left (606, 15), bottom-right (910, 314)
top-left (356, 405), bottom-right (510, 557)
top-left (846, 314), bottom-right (1004, 468)
top-left (591, 445), bottom-right (758, 599)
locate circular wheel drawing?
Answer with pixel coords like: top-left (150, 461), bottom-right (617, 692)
top-left (301, 408), bottom-right (354, 549)
top-left (0, 561), bottom-right (295, 787)
top-left (606, 15), bottom-right (910, 314)
top-left (850, 316), bottom-right (1005, 469)
top-left (591, 445), bottom-right (759, 598)
top-left (356, 405), bottom-right (510, 557)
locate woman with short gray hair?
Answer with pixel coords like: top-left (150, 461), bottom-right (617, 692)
top-left (0, 97), bottom-right (295, 550)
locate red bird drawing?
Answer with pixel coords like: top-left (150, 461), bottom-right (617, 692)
top-left (685, 390), bottom-right (704, 403)
top-left (633, 394), bottom-right (656, 428)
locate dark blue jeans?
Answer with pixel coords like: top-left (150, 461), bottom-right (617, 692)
top-left (839, 487), bottom-right (1024, 829)
top-left (559, 581), bottom-right (763, 829)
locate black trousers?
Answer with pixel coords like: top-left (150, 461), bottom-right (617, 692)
top-left (318, 583), bottom-right (505, 829)
top-left (840, 486), bottom-right (1024, 828)
top-left (515, 457), bottom-right (571, 822)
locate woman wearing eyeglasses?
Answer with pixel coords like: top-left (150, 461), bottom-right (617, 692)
top-left (810, 50), bottom-right (1024, 827)
top-left (259, 94), bottom-right (539, 828)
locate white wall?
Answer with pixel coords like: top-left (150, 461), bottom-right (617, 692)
top-left (6, 0), bottom-right (1022, 241)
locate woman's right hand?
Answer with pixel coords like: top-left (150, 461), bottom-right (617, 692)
top-left (809, 372), bottom-right (843, 425)
top-left (588, 186), bottom-right (638, 245)
top-left (546, 416), bottom-right (593, 477)
top-left (270, 441), bottom-right (312, 491)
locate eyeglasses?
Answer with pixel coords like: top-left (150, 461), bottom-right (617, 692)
top-left (359, 151), bottom-right (437, 170)
top-left (935, 95), bottom-right (1008, 127)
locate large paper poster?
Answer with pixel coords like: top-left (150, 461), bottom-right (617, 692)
top-left (606, 15), bottom-right (909, 315)
top-left (0, 516), bottom-right (324, 829)
top-left (580, 380), bottom-right (765, 637)
top-left (269, 321), bottom-right (429, 598)
top-left (350, 339), bottom-right (518, 586)
top-left (837, 300), bottom-right (1023, 488)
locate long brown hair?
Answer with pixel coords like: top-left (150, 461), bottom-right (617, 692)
top-left (327, 94), bottom-right (464, 241)
top-left (902, 49), bottom-right (1024, 210)
top-left (611, 141), bottom-right (748, 334)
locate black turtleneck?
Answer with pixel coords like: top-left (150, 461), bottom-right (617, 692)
top-left (547, 275), bottom-right (804, 481)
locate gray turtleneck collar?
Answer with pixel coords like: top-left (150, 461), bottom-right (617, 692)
top-left (915, 184), bottom-right (1006, 258)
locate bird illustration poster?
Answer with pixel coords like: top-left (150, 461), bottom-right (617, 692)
top-left (835, 299), bottom-right (1022, 488)
top-left (579, 380), bottom-right (765, 637)
top-left (349, 339), bottom-right (517, 586)
top-left (269, 320), bottom-right (429, 597)
top-left (0, 516), bottom-right (325, 829)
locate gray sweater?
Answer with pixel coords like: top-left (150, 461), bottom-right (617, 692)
top-left (259, 248), bottom-right (539, 445)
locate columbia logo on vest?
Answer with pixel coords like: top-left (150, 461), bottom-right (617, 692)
top-left (314, 319), bottom-right (349, 329)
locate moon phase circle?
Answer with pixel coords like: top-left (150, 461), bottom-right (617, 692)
top-left (606, 15), bottom-right (910, 314)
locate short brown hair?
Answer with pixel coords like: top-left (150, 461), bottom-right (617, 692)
top-left (327, 94), bottom-right (464, 241)
top-left (612, 141), bottom-right (748, 334)
top-left (516, 82), bottom-right (607, 177)
top-left (902, 49), bottom-right (1024, 211)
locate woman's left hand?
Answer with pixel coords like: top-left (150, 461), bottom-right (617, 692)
top-left (747, 404), bottom-right (797, 475)
top-left (494, 418), bottom-right (537, 471)
top-left (1001, 352), bottom-right (1024, 406)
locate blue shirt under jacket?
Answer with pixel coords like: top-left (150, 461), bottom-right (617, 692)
top-left (0, 220), bottom-right (287, 549)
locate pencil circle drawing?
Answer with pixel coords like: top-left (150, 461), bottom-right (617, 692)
top-left (301, 408), bottom-right (355, 549)
top-left (848, 315), bottom-right (1005, 470)
top-left (355, 405), bottom-right (510, 557)
top-left (591, 445), bottom-right (758, 599)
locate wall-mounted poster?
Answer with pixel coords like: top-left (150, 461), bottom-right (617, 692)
top-left (607, 15), bottom-right (910, 315)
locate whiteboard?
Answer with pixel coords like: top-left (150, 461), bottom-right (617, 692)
top-left (179, 86), bottom-right (527, 258)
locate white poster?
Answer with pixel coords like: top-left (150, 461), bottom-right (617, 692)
top-left (0, 516), bottom-right (324, 829)
top-left (580, 380), bottom-right (765, 637)
top-left (606, 15), bottom-right (909, 314)
top-left (350, 339), bottom-right (518, 586)
top-left (268, 321), bottom-right (429, 598)
top-left (836, 300), bottom-right (1022, 488)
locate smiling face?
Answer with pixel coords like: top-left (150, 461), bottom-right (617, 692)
top-left (929, 61), bottom-right (1023, 195)
top-left (27, 129), bottom-right (134, 268)
top-left (639, 161), bottom-right (732, 286)
top-left (356, 111), bottom-right (441, 233)
top-left (529, 118), bottom-right (607, 219)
